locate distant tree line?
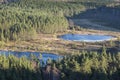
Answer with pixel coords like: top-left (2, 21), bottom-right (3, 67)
top-left (0, 0), bottom-right (85, 41)
top-left (0, 0), bottom-right (119, 41)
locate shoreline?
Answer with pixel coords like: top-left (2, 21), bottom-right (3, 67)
top-left (0, 29), bottom-right (119, 55)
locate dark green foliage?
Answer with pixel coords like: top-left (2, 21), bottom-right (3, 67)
top-left (0, 0), bottom-right (86, 41)
top-left (0, 54), bottom-right (42, 80)
top-left (56, 51), bottom-right (120, 80)
top-left (0, 51), bottom-right (120, 80)
top-left (0, 0), bottom-right (119, 41)
top-left (0, 6), bottom-right (68, 40)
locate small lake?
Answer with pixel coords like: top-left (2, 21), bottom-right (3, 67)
top-left (60, 34), bottom-right (115, 42)
top-left (0, 50), bottom-right (62, 64)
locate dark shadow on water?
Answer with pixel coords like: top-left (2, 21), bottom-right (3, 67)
top-left (68, 5), bottom-right (120, 32)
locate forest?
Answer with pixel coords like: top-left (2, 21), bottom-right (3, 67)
top-left (0, 0), bottom-right (119, 41)
top-left (0, 0), bottom-right (85, 41)
top-left (0, 48), bottom-right (120, 80)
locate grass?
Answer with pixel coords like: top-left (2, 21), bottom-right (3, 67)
top-left (0, 28), bottom-right (119, 55)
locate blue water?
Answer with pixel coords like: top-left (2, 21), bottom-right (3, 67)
top-left (0, 50), bottom-right (62, 64)
top-left (60, 34), bottom-right (114, 42)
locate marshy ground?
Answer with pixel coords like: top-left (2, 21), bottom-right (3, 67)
top-left (1, 27), bottom-right (120, 55)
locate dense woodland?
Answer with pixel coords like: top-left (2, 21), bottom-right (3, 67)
top-left (0, 54), bottom-right (42, 80)
top-left (0, 0), bottom-right (85, 41)
top-left (57, 49), bottom-right (120, 80)
top-left (0, 47), bottom-right (120, 80)
top-left (0, 0), bottom-right (120, 41)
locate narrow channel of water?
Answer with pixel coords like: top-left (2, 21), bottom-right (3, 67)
top-left (0, 50), bottom-right (62, 64)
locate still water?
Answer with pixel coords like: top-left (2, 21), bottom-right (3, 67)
top-left (0, 50), bottom-right (62, 63)
top-left (60, 34), bottom-right (114, 42)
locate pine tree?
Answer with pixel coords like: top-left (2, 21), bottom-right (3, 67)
top-left (102, 45), bottom-right (107, 58)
